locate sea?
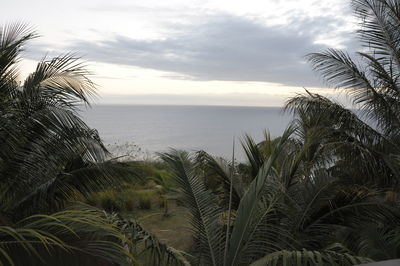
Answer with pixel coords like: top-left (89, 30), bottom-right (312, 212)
top-left (81, 105), bottom-right (293, 161)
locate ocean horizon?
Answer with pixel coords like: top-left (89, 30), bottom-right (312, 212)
top-left (81, 104), bottom-right (293, 161)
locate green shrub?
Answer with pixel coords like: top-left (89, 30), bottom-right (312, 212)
top-left (138, 195), bottom-right (152, 210)
top-left (99, 191), bottom-right (121, 212)
top-left (87, 185), bottom-right (157, 213)
top-left (123, 197), bottom-right (135, 211)
top-left (135, 191), bottom-right (152, 210)
top-left (158, 196), bottom-right (165, 208)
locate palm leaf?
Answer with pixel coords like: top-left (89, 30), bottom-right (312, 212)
top-left (160, 150), bottom-right (225, 266)
top-left (248, 247), bottom-right (373, 266)
top-left (0, 205), bottom-right (132, 266)
top-left (105, 212), bottom-right (190, 266)
top-left (226, 126), bottom-right (295, 265)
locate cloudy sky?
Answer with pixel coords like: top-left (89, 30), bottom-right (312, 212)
top-left (3, 0), bottom-right (359, 106)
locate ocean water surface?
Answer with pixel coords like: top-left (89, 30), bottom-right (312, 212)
top-left (81, 105), bottom-right (293, 160)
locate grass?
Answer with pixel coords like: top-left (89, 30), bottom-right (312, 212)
top-left (133, 189), bottom-right (153, 209)
top-left (87, 160), bottom-right (194, 251)
top-left (124, 202), bottom-right (193, 252)
top-left (90, 190), bottom-right (194, 251)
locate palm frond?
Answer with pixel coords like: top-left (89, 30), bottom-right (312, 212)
top-left (248, 246), bottom-right (373, 266)
top-left (23, 54), bottom-right (96, 108)
top-left (307, 49), bottom-right (373, 90)
top-left (0, 105), bottom-right (121, 216)
top-left (241, 134), bottom-right (266, 177)
top-left (0, 23), bottom-right (37, 97)
top-left (226, 126), bottom-right (295, 266)
top-left (160, 150), bottom-right (225, 266)
top-left (352, 0), bottom-right (400, 66)
top-left (105, 212), bottom-right (190, 266)
top-left (0, 205), bottom-right (132, 266)
top-left (194, 151), bottom-right (243, 208)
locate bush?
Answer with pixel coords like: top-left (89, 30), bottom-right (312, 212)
top-left (138, 195), bottom-right (152, 210)
top-left (135, 191), bottom-right (152, 210)
top-left (98, 191), bottom-right (121, 212)
top-left (158, 196), bottom-right (165, 208)
top-left (123, 197), bottom-right (135, 211)
top-left (87, 187), bottom-right (156, 212)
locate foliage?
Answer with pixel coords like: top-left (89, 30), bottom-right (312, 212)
top-left (0, 23), bottom-right (177, 265)
top-left (248, 247), bottom-right (372, 266)
top-left (135, 191), bottom-right (153, 210)
top-left (3, 0), bottom-right (400, 264)
top-left (158, 3), bottom-right (400, 261)
top-left (287, 0), bottom-right (400, 189)
top-left (148, 169), bottom-right (177, 216)
top-left (105, 212), bottom-right (191, 266)
top-left (97, 190), bottom-right (122, 212)
top-left (160, 127), bottom-right (378, 265)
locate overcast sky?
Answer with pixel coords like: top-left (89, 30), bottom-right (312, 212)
top-left (2, 0), bottom-right (359, 106)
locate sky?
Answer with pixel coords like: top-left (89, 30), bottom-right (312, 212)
top-left (2, 0), bottom-right (360, 106)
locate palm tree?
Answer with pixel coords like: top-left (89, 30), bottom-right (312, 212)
top-left (0, 22), bottom-right (136, 265)
top-left (282, 0), bottom-right (400, 261)
top-left (159, 0), bottom-right (400, 263)
top-left (0, 23), bottom-right (189, 266)
top-left (159, 0), bottom-right (400, 264)
top-left (287, 0), bottom-right (400, 188)
top-left (160, 126), bottom-right (378, 265)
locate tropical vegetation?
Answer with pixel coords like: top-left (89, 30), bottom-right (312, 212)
top-left (2, 0), bottom-right (400, 265)
top-left (158, 0), bottom-right (400, 264)
top-left (0, 23), bottom-right (186, 265)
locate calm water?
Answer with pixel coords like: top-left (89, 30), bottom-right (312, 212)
top-left (81, 105), bottom-right (293, 160)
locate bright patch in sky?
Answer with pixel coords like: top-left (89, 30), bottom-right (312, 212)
top-left (4, 0), bottom-right (358, 106)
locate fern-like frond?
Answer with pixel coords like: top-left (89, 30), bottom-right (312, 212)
top-left (0, 205), bottom-right (132, 266)
top-left (226, 126), bottom-right (295, 266)
top-left (248, 247), bottom-right (373, 266)
top-left (160, 150), bottom-right (225, 266)
top-left (105, 212), bottom-right (190, 266)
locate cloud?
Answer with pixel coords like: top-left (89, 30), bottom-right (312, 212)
top-left (95, 93), bottom-right (291, 106)
top-left (29, 13), bottom-right (360, 87)
top-left (94, 89), bottom-right (350, 107)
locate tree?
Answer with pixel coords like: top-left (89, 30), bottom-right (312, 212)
top-left (160, 126), bottom-right (378, 265)
top-left (284, 0), bottom-right (400, 261)
top-left (0, 23), bottom-right (190, 266)
top-left (287, 0), bottom-right (400, 187)
top-left (0, 22), bottom-right (137, 265)
top-left (160, 0), bottom-right (400, 253)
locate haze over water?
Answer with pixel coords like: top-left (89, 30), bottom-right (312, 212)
top-left (81, 105), bottom-right (293, 160)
